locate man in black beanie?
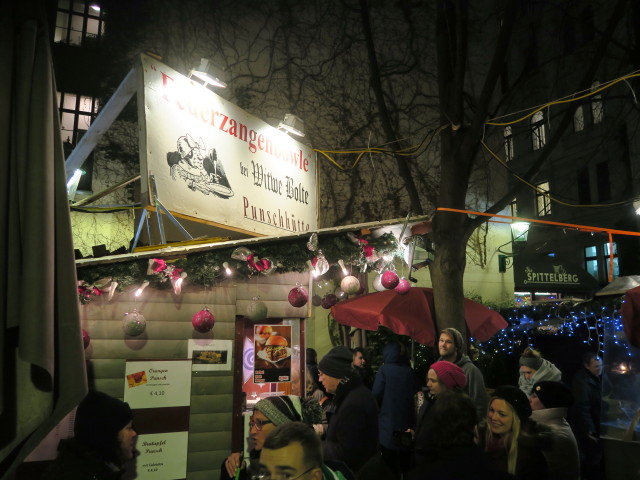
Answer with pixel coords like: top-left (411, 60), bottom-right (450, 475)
top-left (319, 346), bottom-right (378, 476)
top-left (43, 390), bottom-right (137, 480)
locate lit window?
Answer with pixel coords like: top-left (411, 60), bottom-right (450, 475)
top-left (504, 126), bottom-right (514, 161)
top-left (604, 242), bottom-right (619, 279)
top-left (54, 1), bottom-right (105, 46)
top-left (58, 92), bottom-right (99, 145)
top-left (591, 81), bottom-right (603, 124)
top-left (58, 92), bottom-right (99, 191)
top-left (573, 105), bottom-right (584, 132)
top-left (531, 111), bottom-right (546, 150)
top-left (509, 198), bottom-right (518, 218)
top-left (584, 245), bottom-right (598, 278)
top-left (535, 181), bottom-right (551, 216)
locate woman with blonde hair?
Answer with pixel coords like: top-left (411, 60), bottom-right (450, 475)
top-left (481, 385), bottom-right (551, 479)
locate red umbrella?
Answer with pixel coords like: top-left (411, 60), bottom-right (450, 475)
top-left (331, 287), bottom-right (507, 344)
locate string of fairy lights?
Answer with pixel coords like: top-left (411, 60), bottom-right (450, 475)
top-left (472, 298), bottom-right (633, 362)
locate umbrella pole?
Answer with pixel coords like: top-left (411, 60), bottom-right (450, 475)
top-left (411, 339), bottom-right (415, 367)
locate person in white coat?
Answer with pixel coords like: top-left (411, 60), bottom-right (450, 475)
top-left (530, 380), bottom-right (580, 480)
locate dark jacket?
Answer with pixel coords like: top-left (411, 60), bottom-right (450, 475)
top-left (323, 371), bottom-right (379, 474)
top-left (413, 393), bottom-right (437, 464)
top-left (42, 439), bottom-right (124, 480)
top-left (408, 443), bottom-right (515, 480)
top-left (480, 420), bottom-right (552, 480)
top-left (372, 343), bottom-right (421, 451)
top-left (570, 367), bottom-right (601, 437)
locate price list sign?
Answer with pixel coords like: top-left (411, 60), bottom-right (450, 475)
top-left (124, 360), bottom-right (192, 479)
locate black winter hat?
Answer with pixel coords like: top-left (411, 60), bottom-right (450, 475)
top-left (74, 390), bottom-right (133, 461)
top-left (319, 346), bottom-right (353, 379)
top-left (532, 381), bottom-right (574, 409)
top-left (492, 385), bottom-right (532, 423)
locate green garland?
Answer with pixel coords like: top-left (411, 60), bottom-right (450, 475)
top-left (76, 231), bottom-right (399, 293)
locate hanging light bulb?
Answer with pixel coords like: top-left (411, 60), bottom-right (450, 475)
top-left (135, 280), bottom-right (150, 297)
top-left (338, 259), bottom-right (349, 276)
top-left (107, 281), bottom-right (118, 301)
top-left (172, 272), bottom-right (188, 295)
top-left (223, 262), bottom-right (232, 276)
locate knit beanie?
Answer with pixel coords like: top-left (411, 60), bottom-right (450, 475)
top-left (430, 361), bottom-right (467, 390)
top-left (441, 328), bottom-right (465, 356)
top-left (318, 346), bottom-right (353, 379)
top-left (492, 385), bottom-right (532, 422)
top-left (532, 381), bottom-right (574, 409)
top-left (519, 355), bottom-right (543, 370)
top-left (254, 395), bottom-right (322, 427)
top-left (74, 390), bottom-right (133, 462)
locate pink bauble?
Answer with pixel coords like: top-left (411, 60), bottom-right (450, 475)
top-left (311, 294), bottom-right (322, 307)
top-left (192, 307), bottom-right (215, 333)
top-left (340, 275), bottom-right (360, 295)
top-left (381, 270), bottom-right (400, 289)
top-left (394, 278), bottom-right (411, 295)
top-left (321, 293), bottom-right (338, 309)
top-left (82, 329), bottom-right (90, 349)
top-left (288, 286), bottom-right (309, 308)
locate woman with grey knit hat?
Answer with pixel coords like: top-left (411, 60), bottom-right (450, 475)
top-left (220, 394), bottom-right (322, 480)
top-left (518, 347), bottom-right (562, 396)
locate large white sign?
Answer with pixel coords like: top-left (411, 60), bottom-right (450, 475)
top-left (138, 53), bottom-right (318, 236)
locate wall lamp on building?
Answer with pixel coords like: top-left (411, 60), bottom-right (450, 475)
top-left (511, 221), bottom-right (530, 242)
top-left (189, 58), bottom-right (227, 88)
top-left (278, 113), bottom-right (305, 137)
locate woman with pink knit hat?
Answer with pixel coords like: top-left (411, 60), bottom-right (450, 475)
top-left (413, 361), bottom-right (467, 465)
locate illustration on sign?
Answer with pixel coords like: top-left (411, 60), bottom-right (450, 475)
top-left (166, 134), bottom-right (233, 198)
top-left (254, 324), bottom-right (292, 383)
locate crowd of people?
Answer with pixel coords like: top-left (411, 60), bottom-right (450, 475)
top-left (42, 329), bottom-right (606, 480)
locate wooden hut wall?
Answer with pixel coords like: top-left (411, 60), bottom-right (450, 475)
top-left (79, 272), bottom-right (310, 480)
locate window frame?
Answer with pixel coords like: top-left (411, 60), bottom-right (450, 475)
top-left (535, 181), bottom-right (551, 217)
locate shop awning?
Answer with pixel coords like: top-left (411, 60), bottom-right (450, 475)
top-left (514, 254), bottom-right (599, 293)
top-left (330, 287), bottom-right (507, 344)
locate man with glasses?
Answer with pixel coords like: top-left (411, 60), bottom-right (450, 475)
top-left (258, 422), bottom-right (345, 480)
top-left (221, 396), bottom-right (322, 480)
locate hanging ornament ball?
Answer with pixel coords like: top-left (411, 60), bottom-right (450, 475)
top-left (334, 287), bottom-right (347, 301)
top-left (321, 293), bottom-right (338, 309)
top-left (192, 307), bottom-right (216, 333)
top-left (341, 275), bottom-right (360, 295)
top-left (311, 294), bottom-right (323, 307)
top-left (288, 286), bottom-right (309, 308)
top-left (246, 298), bottom-right (268, 322)
top-left (122, 309), bottom-right (146, 337)
top-left (381, 270), bottom-right (400, 289)
top-left (81, 329), bottom-right (90, 349)
top-left (373, 275), bottom-right (386, 292)
top-left (394, 277), bottom-right (411, 295)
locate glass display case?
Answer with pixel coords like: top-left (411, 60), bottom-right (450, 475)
top-left (602, 316), bottom-right (640, 438)
top-left (601, 314), bottom-right (640, 478)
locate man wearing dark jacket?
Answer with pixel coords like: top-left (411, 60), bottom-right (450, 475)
top-left (319, 346), bottom-right (379, 476)
top-left (571, 352), bottom-right (604, 480)
top-left (372, 342), bottom-right (420, 475)
top-left (437, 327), bottom-right (488, 421)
